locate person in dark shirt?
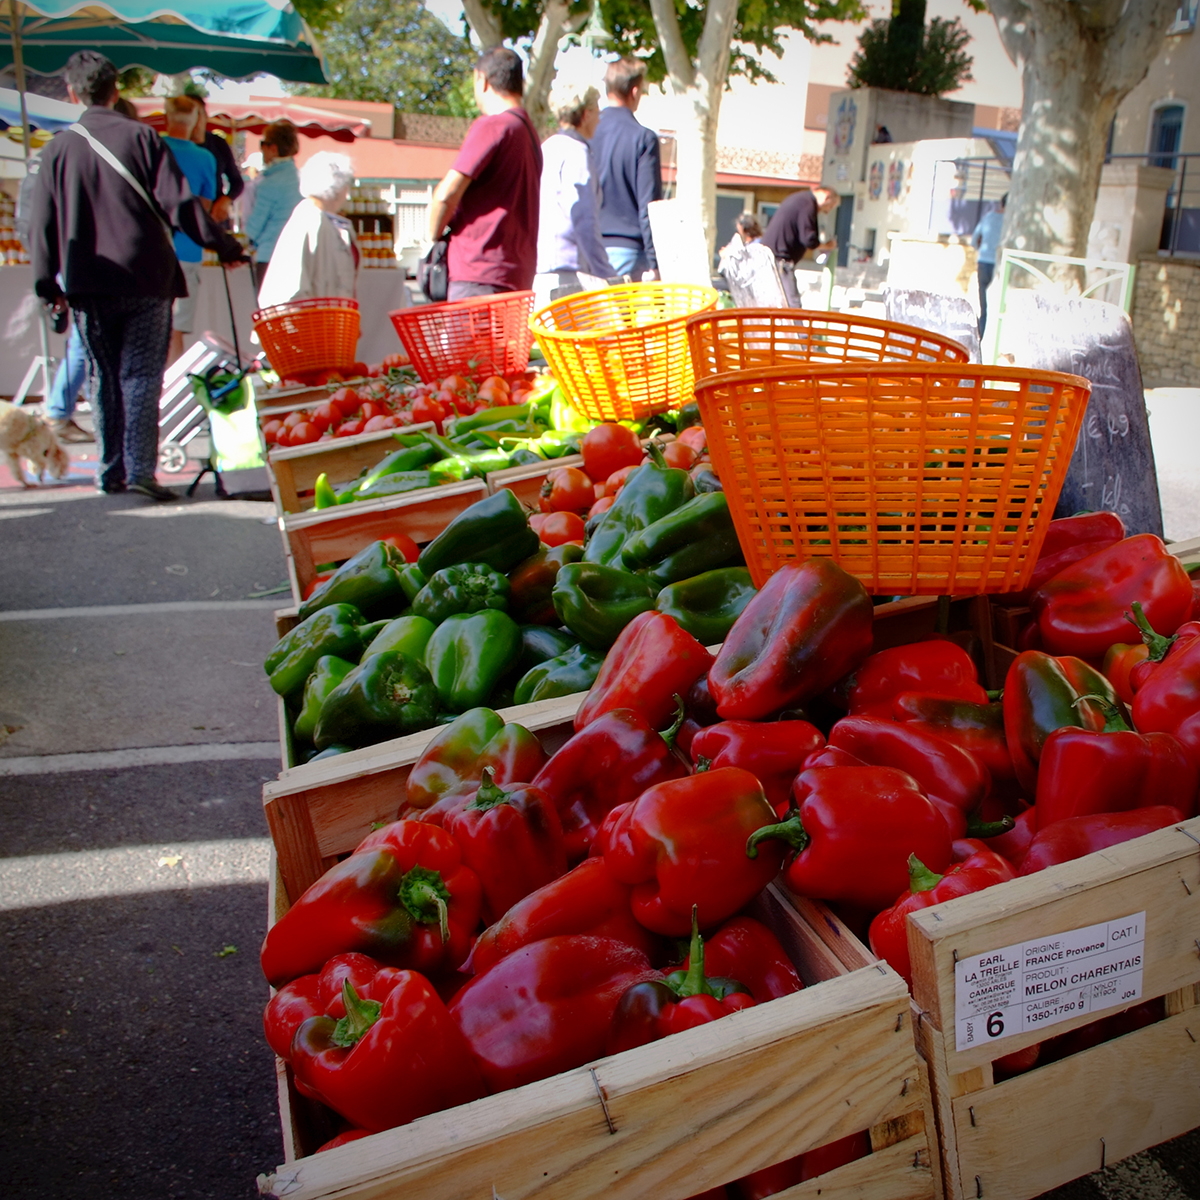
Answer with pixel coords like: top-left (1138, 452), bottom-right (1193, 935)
top-left (761, 185), bottom-right (840, 307)
top-left (30, 51), bottom-right (245, 501)
top-left (428, 46), bottom-right (542, 300)
top-left (191, 96), bottom-right (243, 224)
top-left (591, 57), bottom-right (662, 280)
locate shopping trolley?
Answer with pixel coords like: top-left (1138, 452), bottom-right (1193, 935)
top-left (157, 331), bottom-right (242, 473)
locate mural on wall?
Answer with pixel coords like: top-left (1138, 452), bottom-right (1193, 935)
top-left (869, 160), bottom-right (884, 200)
top-left (888, 160), bottom-right (908, 200)
top-left (832, 95), bottom-right (858, 155)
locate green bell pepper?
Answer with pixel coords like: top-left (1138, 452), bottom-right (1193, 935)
top-left (507, 447), bottom-right (544, 466)
top-left (446, 401), bottom-right (539, 437)
top-left (513, 642), bottom-right (604, 705)
top-left (313, 472), bottom-right (338, 510)
top-left (514, 624), bottom-right (579, 678)
top-left (397, 564), bottom-right (428, 604)
top-left (655, 567), bottom-right (757, 645)
top-left (364, 614), bottom-right (436, 661)
top-left (425, 610), bottom-right (522, 713)
top-left (313, 650), bottom-right (439, 750)
top-left (429, 448), bottom-right (512, 484)
top-left (552, 562), bottom-right (657, 649)
top-left (307, 744), bottom-right (353, 762)
top-left (264, 603), bottom-right (366, 697)
top-left (418, 488), bottom-right (539, 578)
top-left (292, 654), bottom-right (355, 743)
top-left (345, 471), bottom-right (437, 504)
top-left (676, 400), bottom-right (702, 430)
top-left (583, 441), bottom-right (695, 568)
top-left (689, 464), bottom-right (723, 494)
top-left (298, 540), bottom-right (411, 622)
top-left (412, 563), bottom-right (511, 625)
top-left (355, 443), bottom-right (442, 491)
top-left (620, 491), bottom-right (742, 589)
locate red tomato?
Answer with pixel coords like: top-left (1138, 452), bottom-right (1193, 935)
top-left (677, 425), bottom-right (707, 453)
top-left (538, 511), bottom-right (587, 547)
top-left (411, 394), bottom-right (446, 433)
top-left (440, 373), bottom-right (471, 396)
top-left (602, 464), bottom-right (640, 497)
top-left (588, 495), bottom-right (615, 519)
top-left (350, 361), bottom-right (369, 378)
top-left (359, 400), bottom-right (387, 421)
top-left (309, 401), bottom-right (339, 432)
top-left (539, 466), bottom-right (595, 513)
top-left (581, 422), bottom-right (644, 483)
top-left (310, 369), bottom-right (344, 386)
top-left (529, 512), bottom-right (550, 538)
top-left (261, 419), bottom-right (284, 444)
top-left (283, 410), bottom-right (306, 428)
top-left (336, 417), bottom-right (365, 437)
top-left (384, 533), bottom-right (421, 563)
top-left (280, 376), bottom-right (309, 390)
top-left (381, 352), bottom-right (408, 371)
top-left (662, 441), bottom-right (700, 470)
top-left (362, 414), bottom-right (395, 433)
top-left (290, 421), bottom-right (322, 445)
top-left (329, 386), bottom-right (359, 410)
top-left (301, 571), bottom-right (334, 600)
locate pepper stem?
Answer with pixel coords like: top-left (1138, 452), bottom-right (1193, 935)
top-left (694, 754), bottom-right (712, 773)
top-left (1123, 601), bottom-right (1176, 663)
top-left (646, 439), bottom-right (668, 469)
top-left (660, 694), bottom-right (686, 750)
top-left (399, 865), bottom-right (452, 943)
top-left (964, 813), bottom-right (1016, 839)
top-left (746, 810), bottom-right (809, 859)
top-left (1072, 693), bottom-right (1132, 733)
top-left (673, 906), bottom-right (713, 999)
top-left (908, 853), bottom-right (945, 894)
top-left (330, 981), bottom-right (382, 1048)
top-left (469, 766), bottom-right (511, 811)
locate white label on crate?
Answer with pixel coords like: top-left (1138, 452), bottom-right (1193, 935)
top-left (953, 912), bottom-right (1145, 1052)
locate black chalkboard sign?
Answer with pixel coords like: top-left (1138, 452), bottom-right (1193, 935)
top-left (996, 293), bottom-right (1163, 538)
top-left (883, 287), bottom-right (982, 363)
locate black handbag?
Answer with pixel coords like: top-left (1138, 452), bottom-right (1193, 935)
top-left (418, 237), bottom-right (450, 303)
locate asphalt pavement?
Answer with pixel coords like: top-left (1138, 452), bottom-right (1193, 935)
top-left (1, 402), bottom-right (1197, 1200)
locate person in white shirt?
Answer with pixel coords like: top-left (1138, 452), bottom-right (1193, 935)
top-left (257, 152), bottom-right (358, 307)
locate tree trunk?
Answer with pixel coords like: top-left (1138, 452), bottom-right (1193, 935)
top-left (990, 0), bottom-right (1179, 287)
top-left (522, 0), bottom-right (578, 136)
top-left (460, 0), bottom-right (502, 49)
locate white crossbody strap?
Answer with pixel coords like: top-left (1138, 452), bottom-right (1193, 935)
top-left (68, 122), bottom-right (170, 234)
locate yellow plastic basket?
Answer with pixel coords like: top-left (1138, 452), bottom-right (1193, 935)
top-left (686, 308), bottom-right (971, 380)
top-left (695, 362), bottom-right (1091, 594)
top-left (530, 282), bottom-right (718, 422)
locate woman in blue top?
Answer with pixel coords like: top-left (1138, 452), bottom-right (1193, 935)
top-left (246, 121), bottom-right (302, 294)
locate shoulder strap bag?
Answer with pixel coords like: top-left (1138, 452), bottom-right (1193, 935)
top-left (68, 122), bottom-right (172, 244)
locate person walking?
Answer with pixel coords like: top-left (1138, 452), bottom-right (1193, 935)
top-left (428, 46), bottom-right (542, 301)
top-left (591, 58), bottom-right (662, 281)
top-left (245, 121), bottom-right (302, 294)
top-left (191, 96), bottom-right (243, 225)
top-left (761, 185), bottom-right (840, 308)
top-left (30, 51), bottom-right (245, 501)
top-left (534, 82), bottom-right (612, 311)
top-left (972, 193), bottom-right (1006, 336)
top-left (161, 95), bottom-right (218, 366)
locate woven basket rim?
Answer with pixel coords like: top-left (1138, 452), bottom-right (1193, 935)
top-left (530, 282), bottom-right (719, 341)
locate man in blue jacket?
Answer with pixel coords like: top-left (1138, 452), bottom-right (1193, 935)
top-left (591, 58), bottom-right (662, 281)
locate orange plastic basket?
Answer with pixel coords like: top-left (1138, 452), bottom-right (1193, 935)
top-left (389, 292), bottom-right (535, 384)
top-left (530, 282), bottom-right (719, 421)
top-left (686, 308), bottom-right (971, 380)
top-left (695, 362), bottom-right (1091, 595)
top-left (251, 298), bottom-right (360, 379)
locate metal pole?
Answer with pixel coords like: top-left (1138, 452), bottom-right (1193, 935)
top-left (1170, 157), bottom-right (1187, 256)
top-left (10, 0), bottom-right (31, 161)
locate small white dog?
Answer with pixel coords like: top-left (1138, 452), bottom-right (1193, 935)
top-left (0, 400), bottom-right (72, 487)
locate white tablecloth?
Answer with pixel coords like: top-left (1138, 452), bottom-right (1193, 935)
top-left (0, 266), bottom-right (68, 398)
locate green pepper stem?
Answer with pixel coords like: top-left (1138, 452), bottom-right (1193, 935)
top-left (673, 906), bottom-right (713, 999)
top-left (907, 853), bottom-right (945, 894)
top-left (964, 813), bottom-right (1016, 839)
top-left (1072, 692), bottom-right (1133, 733)
top-left (660, 694), bottom-right (686, 750)
top-left (469, 766), bottom-right (512, 812)
top-left (330, 980), bottom-right (382, 1048)
top-left (694, 755), bottom-right (712, 774)
top-left (985, 689), bottom-right (1004, 702)
top-left (1124, 601), bottom-right (1176, 663)
top-left (399, 865), bottom-right (452, 943)
top-left (646, 439), bottom-right (667, 469)
top-left (746, 811), bottom-right (809, 859)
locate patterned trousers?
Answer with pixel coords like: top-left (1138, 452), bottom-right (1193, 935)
top-left (73, 296), bottom-right (172, 491)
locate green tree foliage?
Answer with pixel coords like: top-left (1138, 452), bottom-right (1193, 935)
top-left (289, 0), bottom-right (476, 115)
top-left (847, 0), bottom-right (973, 96)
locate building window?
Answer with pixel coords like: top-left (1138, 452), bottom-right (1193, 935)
top-left (1171, 0), bottom-right (1197, 31)
top-left (1150, 104), bottom-right (1185, 169)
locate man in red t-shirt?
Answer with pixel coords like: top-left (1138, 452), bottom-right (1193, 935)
top-left (428, 47), bottom-right (542, 300)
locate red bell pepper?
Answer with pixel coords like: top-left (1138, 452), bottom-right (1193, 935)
top-left (316, 1130), bottom-right (372, 1152)
top-left (532, 707), bottom-right (689, 860)
top-left (468, 855), bottom-right (661, 975)
top-left (1125, 602), bottom-right (1200, 693)
top-left (982, 805), bottom-right (1037, 869)
top-left (607, 908), bottom-right (756, 1054)
top-left (260, 820), bottom-right (482, 987)
top-left (835, 641), bottom-right (987, 717)
top-left (868, 850), bottom-right (1016, 985)
top-left (263, 973), bottom-right (322, 1061)
top-left (1131, 632), bottom-right (1200, 767)
top-left (747, 766), bottom-right (953, 912)
top-left (689, 719), bottom-right (825, 812)
top-left (678, 915), bottom-right (803, 1002)
top-left (291, 972), bottom-right (488, 1132)
top-left (1013, 511), bottom-right (1127, 602)
top-left (1018, 806), bottom-right (1186, 874)
top-left (404, 707), bottom-right (547, 814)
top-left (731, 1132), bottom-right (872, 1200)
top-left (1102, 641), bottom-right (1151, 704)
top-left (443, 769), bottom-right (568, 924)
top-left (892, 693), bottom-right (1019, 795)
top-left (799, 1132), bottom-right (873, 1181)
top-left (598, 767), bottom-right (785, 935)
top-left (1002, 650), bottom-right (1120, 794)
top-left (1035, 697), bottom-right (1198, 829)
top-left (448, 935), bottom-right (659, 1091)
top-left (828, 715), bottom-right (993, 840)
top-left (574, 610), bottom-right (714, 733)
top-left (1031, 534), bottom-right (1194, 659)
top-left (708, 560), bottom-right (874, 721)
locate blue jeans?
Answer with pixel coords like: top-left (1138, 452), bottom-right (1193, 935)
top-left (977, 261), bottom-right (995, 335)
top-left (604, 244), bottom-right (650, 279)
top-left (46, 323), bottom-right (88, 420)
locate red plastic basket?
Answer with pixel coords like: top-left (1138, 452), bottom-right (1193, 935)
top-left (389, 292), bottom-right (536, 384)
top-left (251, 298), bottom-right (360, 379)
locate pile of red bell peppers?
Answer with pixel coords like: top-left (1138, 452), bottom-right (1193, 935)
top-left (260, 514), bottom-right (1200, 1191)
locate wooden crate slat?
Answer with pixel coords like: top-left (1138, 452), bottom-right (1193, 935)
top-left (767, 1132), bottom-right (937, 1200)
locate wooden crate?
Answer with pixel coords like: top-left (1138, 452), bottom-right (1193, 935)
top-left (904, 818), bottom-right (1200, 1200)
top-left (266, 423), bottom-right (435, 515)
top-left (279, 480), bottom-right (489, 604)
